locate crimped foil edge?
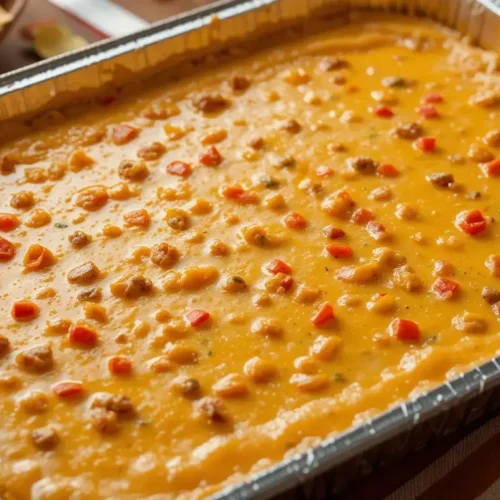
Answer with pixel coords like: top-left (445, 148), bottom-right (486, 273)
top-left (1, 0), bottom-right (499, 122)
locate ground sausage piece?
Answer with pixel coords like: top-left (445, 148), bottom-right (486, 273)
top-left (69, 231), bottom-right (92, 249)
top-left (248, 137), bottom-right (264, 150)
top-left (221, 275), bottom-right (247, 293)
top-left (482, 287), bottom-right (500, 305)
top-left (280, 119), bottom-right (301, 134)
top-left (433, 260), bottom-right (454, 277)
top-left (77, 287), bottom-right (102, 303)
top-left (382, 76), bottom-right (408, 87)
top-left (16, 345), bottom-right (54, 373)
top-left (150, 242), bottom-right (180, 269)
top-left (90, 392), bottom-right (135, 416)
top-left (468, 144), bottom-right (494, 163)
top-left (118, 160), bottom-right (149, 181)
top-left (165, 209), bottom-right (190, 231)
top-left (170, 376), bottom-right (200, 397)
top-left (75, 185), bottom-right (108, 211)
top-left (137, 142), bottom-right (166, 161)
top-left (31, 427), bottom-right (60, 451)
top-left (319, 57), bottom-right (350, 71)
top-left (10, 191), bottom-right (35, 210)
top-left (0, 334), bottom-right (10, 358)
top-left (90, 408), bottom-right (119, 434)
top-left (192, 94), bottom-right (229, 114)
top-left (110, 275), bottom-right (153, 299)
top-left (19, 391), bottom-right (50, 413)
top-left (484, 130), bottom-right (500, 148)
top-left (229, 75), bottom-right (250, 92)
top-left (392, 122), bottom-right (423, 140)
top-left (67, 262), bottom-right (100, 285)
top-left (23, 244), bottom-right (55, 272)
top-left (194, 396), bottom-right (227, 423)
top-left (348, 156), bottom-right (379, 174)
top-left (426, 173), bottom-right (454, 188)
top-left (0, 154), bottom-right (16, 175)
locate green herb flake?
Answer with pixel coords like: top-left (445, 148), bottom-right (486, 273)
top-left (261, 176), bottom-right (280, 189)
top-left (382, 76), bottom-right (407, 88)
top-left (54, 223), bottom-right (68, 229)
top-left (334, 373), bottom-right (347, 383)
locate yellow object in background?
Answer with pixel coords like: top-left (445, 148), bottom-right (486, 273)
top-left (33, 23), bottom-right (87, 59)
top-left (0, 6), bottom-right (13, 26)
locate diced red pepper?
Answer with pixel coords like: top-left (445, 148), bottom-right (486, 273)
top-left (186, 309), bottom-right (210, 327)
top-left (279, 275), bottom-right (294, 291)
top-left (481, 159), bottom-right (500, 177)
top-left (0, 213), bottom-right (20, 232)
top-left (323, 225), bottom-right (345, 239)
top-left (220, 184), bottom-right (259, 205)
top-left (373, 106), bottom-right (394, 118)
top-left (366, 221), bottom-right (388, 240)
top-left (266, 259), bottom-right (292, 275)
top-left (422, 93), bottom-right (443, 104)
top-left (0, 236), bottom-right (16, 261)
top-left (11, 301), bottom-right (39, 322)
top-left (69, 324), bottom-right (98, 348)
top-left (53, 381), bottom-right (84, 398)
top-left (222, 184), bottom-right (244, 198)
top-left (316, 165), bottom-right (334, 177)
top-left (312, 302), bottom-right (335, 327)
top-left (417, 105), bottom-right (439, 119)
top-left (167, 161), bottom-right (192, 178)
top-left (112, 124), bottom-right (139, 145)
top-left (455, 209), bottom-right (488, 236)
top-left (108, 356), bottom-right (133, 375)
top-left (431, 278), bottom-right (460, 300)
top-left (414, 136), bottom-right (437, 152)
top-left (377, 163), bottom-right (400, 177)
top-left (199, 146), bottom-right (223, 167)
top-left (326, 243), bottom-right (353, 259)
top-left (352, 208), bottom-right (374, 225)
top-left (388, 318), bottom-right (420, 341)
top-left (284, 212), bottom-right (307, 229)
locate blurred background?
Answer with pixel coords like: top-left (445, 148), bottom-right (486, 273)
top-left (0, 0), bottom-right (214, 74)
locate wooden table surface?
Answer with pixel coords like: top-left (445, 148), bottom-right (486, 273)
top-left (0, 0), bottom-right (213, 74)
top-left (0, 2), bottom-right (496, 499)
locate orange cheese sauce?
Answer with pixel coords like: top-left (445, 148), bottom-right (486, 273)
top-left (1, 15), bottom-right (500, 499)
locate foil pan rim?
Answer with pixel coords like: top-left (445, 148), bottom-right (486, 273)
top-left (478, 0), bottom-right (500, 15)
top-left (0, 0), bottom-right (274, 98)
top-left (213, 359), bottom-right (500, 499)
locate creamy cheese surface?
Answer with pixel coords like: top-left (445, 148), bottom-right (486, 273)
top-left (0, 15), bottom-right (500, 499)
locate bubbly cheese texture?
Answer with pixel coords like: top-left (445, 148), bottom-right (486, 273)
top-left (1, 14), bottom-right (500, 499)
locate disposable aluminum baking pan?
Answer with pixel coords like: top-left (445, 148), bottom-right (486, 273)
top-left (1, 1), bottom-right (500, 498)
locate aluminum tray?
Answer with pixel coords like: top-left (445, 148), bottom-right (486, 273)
top-left (1, 1), bottom-right (500, 499)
